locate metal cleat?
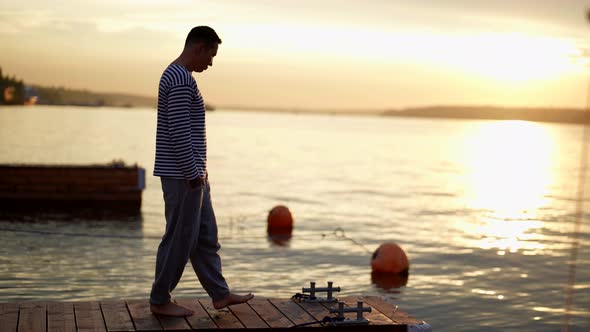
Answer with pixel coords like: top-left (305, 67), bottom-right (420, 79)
top-left (300, 281), bottom-right (341, 303)
top-left (329, 301), bottom-right (371, 325)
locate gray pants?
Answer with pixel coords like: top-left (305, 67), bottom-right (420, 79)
top-left (150, 177), bottom-right (230, 304)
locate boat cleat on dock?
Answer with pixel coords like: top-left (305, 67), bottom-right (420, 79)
top-left (293, 281), bottom-right (341, 303)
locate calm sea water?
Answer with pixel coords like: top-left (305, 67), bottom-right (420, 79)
top-left (0, 106), bottom-right (589, 332)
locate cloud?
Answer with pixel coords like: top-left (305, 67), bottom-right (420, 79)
top-left (0, 10), bottom-right (54, 33)
top-left (2, 0), bottom-right (588, 108)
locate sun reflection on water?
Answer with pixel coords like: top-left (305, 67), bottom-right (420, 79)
top-left (459, 120), bottom-right (558, 253)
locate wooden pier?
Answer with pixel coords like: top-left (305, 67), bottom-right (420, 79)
top-left (0, 164), bottom-right (145, 213)
top-left (0, 296), bottom-right (429, 331)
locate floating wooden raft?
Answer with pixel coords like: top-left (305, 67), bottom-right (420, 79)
top-left (0, 296), bottom-right (430, 332)
top-left (0, 164), bottom-right (145, 213)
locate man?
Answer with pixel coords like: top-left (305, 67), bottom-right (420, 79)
top-left (151, 26), bottom-right (254, 317)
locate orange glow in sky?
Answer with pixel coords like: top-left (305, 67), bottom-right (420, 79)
top-left (1, 0), bottom-right (589, 110)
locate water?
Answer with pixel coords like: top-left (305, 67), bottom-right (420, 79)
top-left (0, 105), bottom-right (589, 331)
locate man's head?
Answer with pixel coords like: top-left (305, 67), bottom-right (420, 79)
top-left (184, 26), bottom-right (222, 72)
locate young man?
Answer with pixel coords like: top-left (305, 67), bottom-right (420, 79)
top-left (151, 26), bottom-right (254, 317)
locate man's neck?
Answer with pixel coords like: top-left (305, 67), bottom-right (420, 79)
top-left (172, 56), bottom-right (193, 72)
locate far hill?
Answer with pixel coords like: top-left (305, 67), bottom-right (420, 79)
top-left (32, 85), bottom-right (158, 108)
top-left (384, 106), bottom-right (589, 124)
top-left (0, 66), bottom-right (215, 109)
top-left (29, 85), bottom-right (215, 110)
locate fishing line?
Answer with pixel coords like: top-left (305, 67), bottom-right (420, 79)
top-left (561, 55), bottom-right (590, 332)
top-left (0, 226), bottom-right (267, 241)
top-left (0, 227), bottom-right (160, 240)
top-left (0, 225), bottom-right (374, 254)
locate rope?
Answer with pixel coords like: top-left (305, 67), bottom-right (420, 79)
top-left (0, 227), bottom-right (275, 241)
top-left (0, 226), bottom-right (375, 256)
top-left (291, 293), bottom-right (316, 302)
top-left (326, 227), bottom-right (373, 254)
top-left (0, 210), bottom-right (273, 241)
top-left (0, 227), bottom-right (161, 240)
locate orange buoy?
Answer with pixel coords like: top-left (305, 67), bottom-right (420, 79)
top-left (371, 242), bottom-right (409, 274)
top-left (267, 205), bottom-right (294, 235)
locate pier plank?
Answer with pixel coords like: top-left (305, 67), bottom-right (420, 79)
top-left (174, 299), bottom-right (217, 330)
top-left (1, 297), bottom-right (422, 331)
top-left (0, 303), bottom-right (19, 332)
top-left (199, 300), bottom-right (244, 329)
top-left (100, 301), bottom-right (135, 332)
top-left (156, 315), bottom-right (191, 331)
top-left (293, 300), bottom-right (335, 325)
top-left (18, 303), bottom-right (46, 332)
top-left (361, 296), bottom-right (421, 325)
top-left (229, 303), bottom-right (268, 329)
top-left (268, 299), bottom-right (317, 327)
top-left (248, 298), bottom-right (292, 328)
top-left (126, 300), bottom-right (162, 331)
top-left (74, 302), bottom-right (106, 332)
top-left (48, 302), bottom-right (76, 332)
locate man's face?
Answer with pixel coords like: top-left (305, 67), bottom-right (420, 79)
top-left (195, 43), bottom-right (218, 73)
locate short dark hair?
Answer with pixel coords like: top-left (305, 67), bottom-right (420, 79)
top-left (185, 26), bottom-right (222, 48)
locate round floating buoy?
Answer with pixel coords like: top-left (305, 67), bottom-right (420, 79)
top-left (371, 242), bottom-right (409, 274)
top-left (267, 205), bottom-right (293, 235)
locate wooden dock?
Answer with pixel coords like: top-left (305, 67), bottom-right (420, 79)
top-left (0, 164), bottom-right (145, 213)
top-left (0, 296), bottom-right (429, 331)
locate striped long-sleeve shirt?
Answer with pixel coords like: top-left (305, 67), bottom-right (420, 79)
top-left (153, 64), bottom-right (207, 180)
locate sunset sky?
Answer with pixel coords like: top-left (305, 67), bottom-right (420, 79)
top-left (2, 0), bottom-right (590, 111)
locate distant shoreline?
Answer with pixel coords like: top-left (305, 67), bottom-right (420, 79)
top-left (3, 69), bottom-right (588, 123)
top-left (4, 102), bottom-right (588, 124)
top-left (216, 104), bottom-right (590, 124)
top-left (383, 105), bottom-right (590, 125)
top-left (215, 105), bottom-right (384, 116)
top-left (3, 83), bottom-right (588, 124)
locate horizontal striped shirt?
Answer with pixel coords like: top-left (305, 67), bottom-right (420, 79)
top-left (153, 64), bottom-right (207, 180)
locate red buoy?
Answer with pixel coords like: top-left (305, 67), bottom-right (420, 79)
top-left (267, 205), bottom-right (293, 235)
top-left (371, 242), bottom-right (409, 274)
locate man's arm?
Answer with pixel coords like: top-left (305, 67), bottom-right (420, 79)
top-left (187, 177), bottom-right (204, 188)
top-left (166, 84), bottom-right (205, 185)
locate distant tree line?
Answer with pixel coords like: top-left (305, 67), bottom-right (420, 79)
top-left (33, 85), bottom-right (107, 107)
top-left (0, 65), bottom-right (158, 108)
top-left (0, 67), bottom-right (25, 105)
top-left (384, 105), bottom-right (590, 125)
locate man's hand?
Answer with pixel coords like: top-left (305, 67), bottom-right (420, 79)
top-left (188, 177), bottom-right (205, 189)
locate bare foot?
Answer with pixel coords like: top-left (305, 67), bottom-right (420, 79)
top-left (213, 293), bottom-right (255, 309)
top-left (150, 301), bottom-right (194, 317)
